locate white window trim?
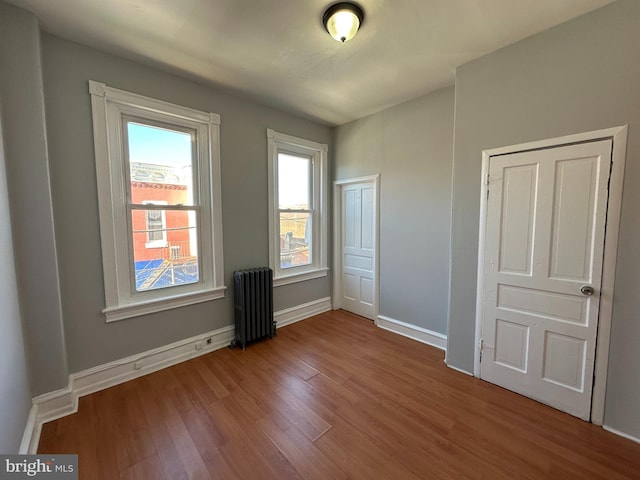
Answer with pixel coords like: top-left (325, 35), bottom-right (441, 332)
top-left (89, 80), bottom-right (225, 322)
top-left (143, 200), bottom-right (168, 248)
top-left (267, 129), bottom-right (328, 286)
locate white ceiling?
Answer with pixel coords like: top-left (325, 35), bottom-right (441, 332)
top-left (7, 0), bottom-right (613, 126)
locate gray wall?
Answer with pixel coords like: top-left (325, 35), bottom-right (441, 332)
top-left (448, 0), bottom-right (640, 438)
top-left (0, 103), bottom-right (33, 453)
top-left (0, 2), bottom-right (68, 396)
top-left (40, 34), bottom-right (332, 373)
top-left (334, 87), bottom-right (454, 334)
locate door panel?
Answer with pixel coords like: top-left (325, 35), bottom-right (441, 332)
top-left (361, 187), bottom-right (374, 250)
top-left (481, 140), bottom-right (612, 420)
top-left (499, 163), bottom-right (538, 275)
top-left (344, 189), bottom-right (358, 249)
top-left (550, 157), bottom-right (598, 281)
top-left (495, 319), bottom-right (529, 372)
top-left (543, 332), bottom-right (585, 391)
top-left (497, 285), bottom-right (587, 325)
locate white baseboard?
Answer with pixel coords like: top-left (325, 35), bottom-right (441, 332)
top-left (603, 425), bottom-right (640, 444)
top-left (19, 404), bottom-right (39, 454)
top-left (275, 296), bottom-right (332, 329)
top-left (29, 324), bottom-right (235, 452)
top-left (28, 298), bottom-right (330, 452)
top-left (72, 325), bottom-right (235, 398)
top-left (28, 385), bottom-right (77, 454)
top-left (33, 385), bottom-right (77, 425)
top-left (376, 315), bottom-right (447, 350)
top-left (444, 360), bottom-right (474, 376)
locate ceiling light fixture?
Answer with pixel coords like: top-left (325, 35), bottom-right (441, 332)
top-left (323, 2), bottom-right (364, 43)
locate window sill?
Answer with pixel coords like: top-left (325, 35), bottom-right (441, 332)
top-left (145, 241), bottom-right (168, 249)
top-left (274, 268), bottom-right (328, 287)
top-left (103, 286), bottom-right (226, 322)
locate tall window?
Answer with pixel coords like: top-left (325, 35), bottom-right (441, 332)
top-left (90, 81), bottom-right (225, 321)
top-left (267, 129), bottom-right (328, 286)
top-left (278, 153), bottom-right (312, 269)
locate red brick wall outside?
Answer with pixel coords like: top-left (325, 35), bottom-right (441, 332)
top-left (131, 182), bottom-right (190, 262)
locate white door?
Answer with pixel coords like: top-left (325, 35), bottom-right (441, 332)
top-left (480, 140), bottom-right (612, 420)
top-left (335, 177), bottom-right (378, 320)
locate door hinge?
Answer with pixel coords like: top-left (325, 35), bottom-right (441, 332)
top-left (486, 173), bottom-right (490, 199)
top-left (479, 339), bottom-right (484, 362)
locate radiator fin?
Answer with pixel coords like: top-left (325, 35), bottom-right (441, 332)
top-left (233, 267), bottom-right (274, 349)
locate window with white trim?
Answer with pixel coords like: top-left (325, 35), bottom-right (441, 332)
top-left (89, 81), bottom-right (225, 321)
top-left (267, 129), bottom-right (328, 286)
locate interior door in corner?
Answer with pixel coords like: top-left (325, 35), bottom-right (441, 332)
top-left (337, 178), bottom-right (378, 320)
top-left (480, 140), bottom-right (612, 421)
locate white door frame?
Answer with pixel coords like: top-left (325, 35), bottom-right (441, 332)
top-left (333, 174), bottom-right (380, 319)
top-left (474, 126), bottom-right (628, 425)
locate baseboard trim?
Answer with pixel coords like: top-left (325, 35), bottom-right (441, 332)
top-left (72, 325), bottom-right (235, 398)
top-left (33, 385), bottom-right (77, 424)
top-left (275, 296), bottom-right (332, 329)
top-left (29, 298), bottom-right (331, 452)
top-left (19, 404), bottom-right (39, 454)
top-left (603, 425), bottom-right (640, 444)
top-left (376, 315), bottom-right (447, 351)
top-left (29, 324), bottom-right (235, 449)
top-left (444, 361), bottom-right (474, 376)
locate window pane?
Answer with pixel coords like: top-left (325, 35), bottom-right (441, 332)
top-left (131, 209), bottom-right (199, 291)
top-left (147, 209), bottom-right (164, 242)
top-left (127, 122), bottom-right (195, 206)
top-left (279, 212), bottom-right (311, 269)
top-left (278, 153), bottom-right (310, 209)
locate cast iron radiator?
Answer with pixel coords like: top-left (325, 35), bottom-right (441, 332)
top-left (231, 267), bottom-right (275, 350)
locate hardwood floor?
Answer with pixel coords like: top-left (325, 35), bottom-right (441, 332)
top-left (39, 310), bottom-right (640, 479)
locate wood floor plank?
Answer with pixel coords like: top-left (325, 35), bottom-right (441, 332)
top-left (132, 377), bottom-right (191, 479)
top-left (257, 414), bottom-right (346, 480)
top-left (238, 368), bottom-right (332, 442)
top-left (207, 400), bottom-right (296, 480)
top-left (314, 416), bottom-right (426, 480)
top-left (38, 310), bottom-right (640, 479)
